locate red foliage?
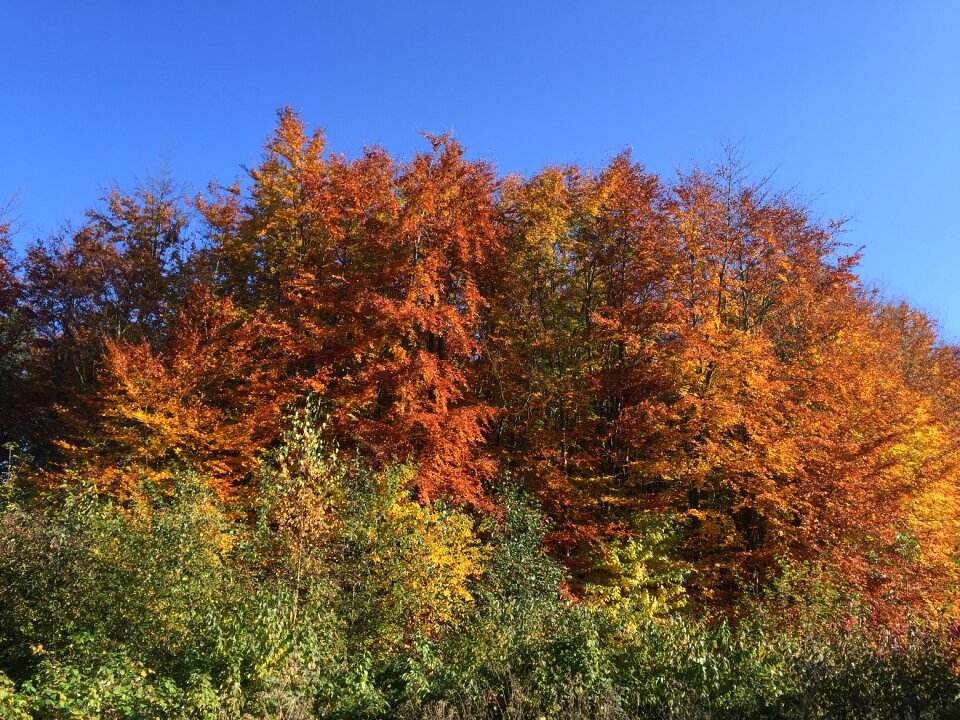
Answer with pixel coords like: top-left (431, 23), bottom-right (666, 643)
top-left (9, 111), bottom-right (959, 617)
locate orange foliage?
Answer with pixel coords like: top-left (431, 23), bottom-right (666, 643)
top-left (201, 109), bottom-right (501, 505)
top-left (7, 112), bottom-right (959, 618)
top-left (59, 289), bottom-right (296, 502)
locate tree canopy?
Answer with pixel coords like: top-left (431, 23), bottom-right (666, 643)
top-left (3, 108), bottom-right (958, 620)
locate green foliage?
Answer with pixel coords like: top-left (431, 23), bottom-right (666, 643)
top-left (258, 402), bottom-right (487, 651)
top-left (399, 487), bottom-right (619, 717)
top-left (0, 672), bottom-right (30, 720)
top-left (1, 432), bottom-right (959, 718)
top-left (585, 514), bottom-right (691, 624)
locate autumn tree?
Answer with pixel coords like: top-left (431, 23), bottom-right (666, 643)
top-left (57, 289), bottom-right (296, 501)
top-left (10, 109), bottom-right (959, 620)
top-left (483, 157), bottom-right (683, 551)
top-left (200, 109), bottom-right (501, 505)
top-left (0, 213), bottom-right (30, 457)
top-left (85, 171), bottom-right (192, 344)
top-left (11, 175), bottom-right (191, 459)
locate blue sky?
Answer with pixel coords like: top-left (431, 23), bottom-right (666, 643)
top-left (2, 1), bottom-right (958, 338)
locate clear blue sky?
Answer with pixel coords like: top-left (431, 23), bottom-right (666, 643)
top-left (2, 1), bottom-right (958, 339)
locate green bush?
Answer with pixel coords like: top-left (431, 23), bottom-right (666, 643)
top-left (1, 434), bottom-right (959, 718)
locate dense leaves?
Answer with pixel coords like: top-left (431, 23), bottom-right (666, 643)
top-left (1, 455), bottom-right (959, 718)
top-left (2, 108), bottom-right (959, 628)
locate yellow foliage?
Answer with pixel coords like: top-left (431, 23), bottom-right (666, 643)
top-left (367, 467), bottom-right (487, 634)
top-left (586, 530), bottom-right (690, 629)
